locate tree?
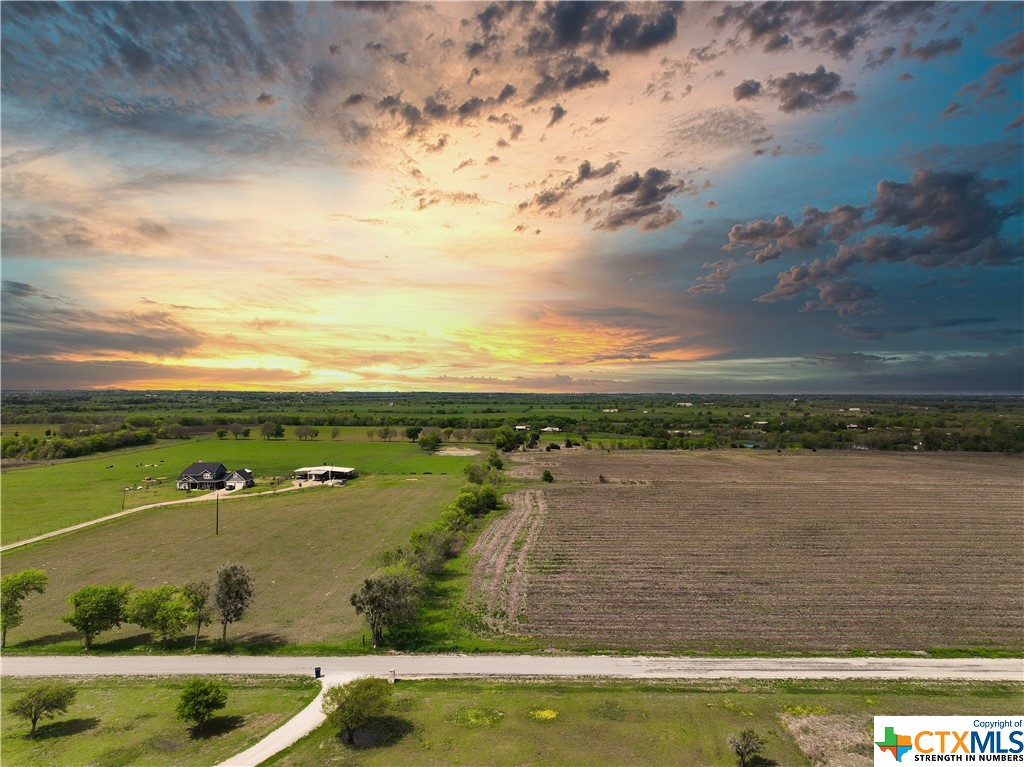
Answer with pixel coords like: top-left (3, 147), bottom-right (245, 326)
top-left (295, 425), bottom-right (319, 441)
top-left (62, 584), bottom-right (132, 649)
top-left (494, 426), bottom-right (524, 452)
top-left (215, 563), bottom-right (254, 646)
top-left (1, 568), bottom-right (47, 648)
top-left (728, 729), bottom-right (766, 767)
top-left (176, 678), bottom-right (227, 733)
top-left (321, 677), bottom-right (393, 745)
top-left (216, 429), bottom-right (228, 440)
top-left (260, 421), bottom-right (284, 440)
top-left (350, 563), bottom-right (425, 648)
top-left (541, 470), bottom-right (554, 483)
top-left (182, 580), bottom-right (213, 649)
top-left (408, 527), bottom-right (463, 574)
top-left (128, 585), bottom-right (192, 649)
top-left (405, 426), bottom-right (423, 442)
top-left (330, 426), bottom-right (341, 441)
top-left (419, 432), bottom-right (442, 451)
top-left (7, 682), bottom-right (77, 737)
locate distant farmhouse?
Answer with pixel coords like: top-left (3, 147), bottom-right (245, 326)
top-left (176, 462), bottom-right (254, 491)
top-left (293, 466), bottom-right (357, 483)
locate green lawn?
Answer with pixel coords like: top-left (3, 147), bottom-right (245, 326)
top-left (1, 475), bottom-right (463, 653)
top-left (0, 675), bottom-right (319, 767)
top-left (267, 678), bottom-right (1024, 766)
top-left (1, 434), bottom-right (480, 544)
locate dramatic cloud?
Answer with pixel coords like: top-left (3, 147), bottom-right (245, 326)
top-left (523, 2), bottom-right (681, 56)
top-left (586, 168), bottom-right (685, 232)
top-left (712, 2), bottom-right (943, 59)
top-left (733, 169), bottom-right (1022, 313)
top-left (733, 79), bottom-right (763, 101)
top-left (900, 37), bottom-right (963, 62)
top-left (1, 1), bottom-right (1019, 392)
top-left (528, 58), bottom-right (611, 102)
top-left (737, 65), bottom-right (858, 112)
top-left (2, 283), bottom-right (204, 360)
top-left (548, 103), bottom-right (567, 127)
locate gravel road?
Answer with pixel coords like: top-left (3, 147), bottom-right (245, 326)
top-left (3, 654), bottom-right (1020, 680)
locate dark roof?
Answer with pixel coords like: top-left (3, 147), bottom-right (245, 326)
top-left (178, 462), bottom-right (227, 479)
top-left (227, 469), bottom-right (254, 481)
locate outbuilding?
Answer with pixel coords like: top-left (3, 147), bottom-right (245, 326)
top-left (293, 466), bottom-right (357, 483)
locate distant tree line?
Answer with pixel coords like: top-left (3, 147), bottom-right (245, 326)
top-left (3, 390), bottom-right (1020, 454)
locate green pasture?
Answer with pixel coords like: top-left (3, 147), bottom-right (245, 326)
top-left (0, 675), bottom-right (319, 767)
top-left (1, 474), bottom-right (463, 652)
top-left (268, 678), bottom-right (1024, 767)
top-left (1, 433), bottom-right (480, 544)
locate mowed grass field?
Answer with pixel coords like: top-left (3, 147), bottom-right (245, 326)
top-left (1, 474), bottom-right (462, 652)
top-left (1, 431), bottom-right (479, 544)
top-left (493, 450), bottom-right (1024, 653)
top-left (0, 675), bottom-right (319, 767)
top-left (267, 678), bottom-right (1024, 767)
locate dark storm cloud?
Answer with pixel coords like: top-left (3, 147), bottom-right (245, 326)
top-left (527, 1), bottom-right (608, 52)
top-left (376, 83), bottom-right (523, 135)
top-left (751, 65), bottom-right (857, 113)
top-left (608, 10), bottom-right (679, 54)
top-left (548, 103), bottom-right (567, 127)
top-left (2, 283), bottom-right (204, 360)
top-left (806, 351), bottom-right (897, 373)
top-left (899, 37), bottom-right (963, 62)
top-left (733, 169), bottom-right (1022, 314)
top-left (518, 158), bottom-right (621, 212)
top-left (726, 205), bottom-right (865, 261)
top-left (799, 279), bottom-right (879, 316)
top-left (732, 79), bottom-right (762, 101)
top-left (841, 349), bottom-right (1024, 395)
top-left (464, 2), bottom-right (679, 66)
top-left (0, 1), bottom-right (298, 98)
top-left (591, 167), bottom-right (684, 232)
top-left (837, 317), bottom-right (1007, 341)
top-left (2, 280), bottom-right (57, 300)
top-left (869, 170), bottom-right (1019, 260)
top-left (528, 58), bottom-right (610, 102)
top-left (712, 1), bottom-right (943, 59)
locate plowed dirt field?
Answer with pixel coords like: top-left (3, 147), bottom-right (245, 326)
top-left (472, 450), bottom-right (1023, 652)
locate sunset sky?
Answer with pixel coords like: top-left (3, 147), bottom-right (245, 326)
top-left (2, 1), bottom-right (1021, 393)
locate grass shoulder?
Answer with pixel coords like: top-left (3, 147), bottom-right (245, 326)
top-left (266, 677), bottom-right (1024, 767)
top-left (0, 675), bottom-right (319, 767)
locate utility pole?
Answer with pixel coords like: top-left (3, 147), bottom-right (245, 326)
top-left (215, 492), bottom-right (220, 535)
